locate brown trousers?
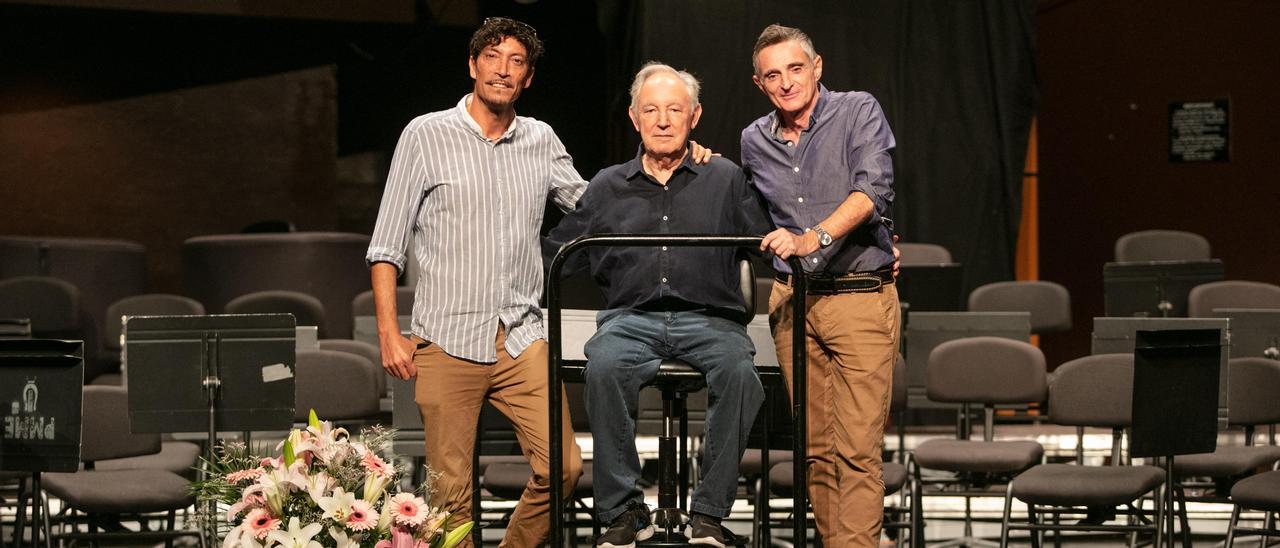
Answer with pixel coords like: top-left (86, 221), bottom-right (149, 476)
top-left (413, 328), bottom-right (583, 548)
top-left (769, 281), bottom-right (901, 547)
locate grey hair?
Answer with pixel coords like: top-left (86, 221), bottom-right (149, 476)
top-left (628, 62), bottom-right (701, 111)
top-left (752, 24), bottom-right (818, 75)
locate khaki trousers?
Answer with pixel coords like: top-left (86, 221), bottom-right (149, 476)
top-left (769, 281), bottom-right (900, 547)
top-left (413, 327), bottom-right (583, 548)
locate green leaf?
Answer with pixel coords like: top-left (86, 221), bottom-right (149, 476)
top-left (282, 437), bottom-right (296, 467)
top-left (308, 409), bottom-right (321, 430)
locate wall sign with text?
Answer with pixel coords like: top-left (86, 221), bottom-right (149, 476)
top-left (1169, 99), bottom-right (1230, 163)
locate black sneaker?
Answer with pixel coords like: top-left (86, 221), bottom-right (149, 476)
top-left (686, 513), bottom-right (743, 547)
top-left (596, 500), bottom-right (654, 548)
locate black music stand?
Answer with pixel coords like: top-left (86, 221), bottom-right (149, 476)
top-left (0, 339), bottom-right (84, 548)
top-left (1131, 329), bottom-right (1223, 548)
top-left (123, 313), bottom-right (295, 543)
top-left (1103, 260), bottom-right (1224, 317)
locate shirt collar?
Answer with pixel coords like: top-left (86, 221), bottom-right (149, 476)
top-left (624, 145), bottom-right (702, 181)
top-left (455, 94), bottom-right (521, 142)
top-left (768, 84), bottom-right (830, 141)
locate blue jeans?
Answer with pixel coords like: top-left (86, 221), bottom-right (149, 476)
top-left (583, 308), bottom-right (764, 523)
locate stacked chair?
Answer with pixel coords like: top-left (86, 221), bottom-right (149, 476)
top-left (39, 386), bottom-right (199, 545)
top-left (999, 353), bottom-right (1167, 547)
top-left (1187, 280), bottom-right (1280, 317)
top-left (1173, 357), bottom-right (1280, 544)
top-left (1114, 230), bottom-right (1211, 262)
top-left (912, 337), bottom-right (1047, 546)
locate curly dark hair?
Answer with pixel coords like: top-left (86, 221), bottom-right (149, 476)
top-left (469, 17), bottom-right (544, 68)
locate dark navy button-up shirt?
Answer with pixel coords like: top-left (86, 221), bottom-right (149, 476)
top-left (545, 151), bottom-right (773, 314)
top-left (740, 85), bottom-right (896, 275)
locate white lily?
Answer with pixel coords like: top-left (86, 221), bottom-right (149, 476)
top-left (376, 492), bottom-right (395, 533)
top-left (302, 471), bottom-right (336, 505)
top-left (314, 486), bottom-right (357, 521)
top-left (266, 517), bottom-right (324, 548)
top-left (328, 526), bottom-right (362, 548)
top-left (256, 461), bottom-right (308, 516)
top-left (362, 470), bottom-right (394, 502)
top-left (221, 524), bottom-right (265, 548)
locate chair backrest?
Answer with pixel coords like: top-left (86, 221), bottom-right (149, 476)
top-left (0, 276), bottom-right (82, 334)
top-left (226, 290), bottom-right (327, 337)
top-left (1048, 353), bottom-right (1134, 428)
top-left (294, 349), bottom-right (379, 421)
top-left (898, 242), bottom-right (953, 265)
top-left (926, 336), bottom-right (1047, 404)
top-left (1187, 280), bottom-right (1280, 317)
top-left (182, 232), bottom-right (369, 338)
top-left (81, 385), bottom-right (162, 463)
top-left (0, 236), bottom-right (146, 350)
top-left (968, 280), bottom-right (1072, 334)
top-left (1227, 357), bottom-right (1280, 427)
top-left (104, 294), bottom-right (206, 351)
top-left (890, 352), bottom-right (908, 413)
top-left (351, 287), bottom-right (415, 318)
top-left (1115, 229), bottom-right (1210, 262)
top-left (317, 338), bottom-right (386, 397)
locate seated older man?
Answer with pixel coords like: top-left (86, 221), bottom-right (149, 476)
top-left (545, 62), bottom-right (769, 547)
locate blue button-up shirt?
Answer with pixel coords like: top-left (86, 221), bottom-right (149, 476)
top-left (740, 85), bottom-right (896, 275)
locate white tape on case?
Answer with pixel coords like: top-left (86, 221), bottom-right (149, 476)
top-left (261, 363), bottom-right (294, 383)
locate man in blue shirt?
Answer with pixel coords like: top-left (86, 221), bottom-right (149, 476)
top-left (741, 24), bottom-right (901, 547)
top-left (547, 62), bottom-right (770, 548)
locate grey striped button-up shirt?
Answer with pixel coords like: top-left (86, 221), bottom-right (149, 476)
top-left (366, 95), bottom-right (587, 363)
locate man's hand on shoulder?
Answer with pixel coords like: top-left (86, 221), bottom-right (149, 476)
top-left (761, 227), bottom-right (820, 260)
top-left (689, 140), bottom-right (720, 165)
top-left (379, 331), bottom-right (417, 380)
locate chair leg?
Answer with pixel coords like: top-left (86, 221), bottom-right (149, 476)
top-left (12, 480), bottom-right (25, 547)
top-left (166, 510), bottom-right (177, 548)
top-left (1225, 504), bottom-right (1241, 548)
top-left (40, 490), bottom-right (53, 548)
top-left (1051, 509), bottom-right (1060, 548)
top-left (1175, 484), bottom-right (1191, 548)
top-left (910, 458), bottom-right (925, 546)
top-left (1028, 504), bottom-right (1042, 548)
top-left (999, 483), bottom-right (1013, 548)
top-left (1153, 485), bottom-right (1165, 548)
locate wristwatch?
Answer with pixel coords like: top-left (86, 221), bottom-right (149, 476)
top-left (811, 225), bottom-right (833, 248)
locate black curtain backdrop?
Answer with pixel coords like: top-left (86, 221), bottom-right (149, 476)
top-left (602, 0), bottom-right (1037, 291)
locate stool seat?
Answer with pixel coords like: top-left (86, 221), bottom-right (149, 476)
top-left (643, 360), bottom-right (706, 393)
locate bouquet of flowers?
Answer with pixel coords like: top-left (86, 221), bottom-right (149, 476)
top-left (193, 411), bottom-right (472, 548)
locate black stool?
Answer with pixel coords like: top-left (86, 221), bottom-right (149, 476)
top-left (643, 361), bottom-right (707, 545)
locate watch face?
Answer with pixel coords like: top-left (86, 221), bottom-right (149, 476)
top-left (819, 233), bottom-right (833, 246)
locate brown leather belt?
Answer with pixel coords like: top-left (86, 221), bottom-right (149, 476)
top-left (775, 268), bottom-right (894, 295)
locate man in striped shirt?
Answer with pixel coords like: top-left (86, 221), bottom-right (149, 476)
top-left (364, 17), bottom-right (583, 547)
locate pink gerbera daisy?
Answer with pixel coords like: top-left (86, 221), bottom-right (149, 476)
top-left (226, 468), bottom-right (266, 483)
top-left (345, 499), bottom-right (378, 531)
top-left (389, 493), bottom-right (427, 527)
top-left (244, 508), bottom-right (280, 540)
top-left (361, 451), bottom-right (392, 477)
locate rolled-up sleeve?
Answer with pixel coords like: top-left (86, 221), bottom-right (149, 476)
top-left (366, 123), bottom-right (428, 275)
top-left (847, 96), bottom-right (896, 225)
top-left (546, 132), bottom-right (588, 213)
